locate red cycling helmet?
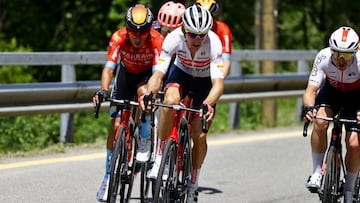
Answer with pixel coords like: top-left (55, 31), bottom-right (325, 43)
top-left (157, 1), bottom-right (186, 28)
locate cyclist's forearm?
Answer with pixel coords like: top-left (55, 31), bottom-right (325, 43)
top-left (101, 67), bottom-right (113, 90)
top-left (303, 85), bottom-right (318, 107)
top-left (203, 78), bottom-right (224, 106)
top-left (147, 70), bottom-right (164, 96)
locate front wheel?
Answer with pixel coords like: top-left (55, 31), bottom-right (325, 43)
top-left (321, 146), bottom-right (341, 203)
top-left (153, 139), bottom-right (178, 203)
top-left (107, 127), bottom-right (136, 203)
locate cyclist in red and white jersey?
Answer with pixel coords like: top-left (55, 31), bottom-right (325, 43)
top-left (92, 4), bottom-right (163, 202)
top-left (142, 4), bottom-right (224, 202)
top-left (196, 0), bottom-right (232, 77)
top-left (303, 26), bottom-right (360, 202)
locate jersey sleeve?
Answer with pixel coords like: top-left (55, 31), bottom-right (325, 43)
top-left (154, 32), bottom-right (178, 74)
top-left (308, 49), bottom-right (328, 87)
top-left (150, 30), bottom-right (164, 72)
top-left (209, 32), bottom-right (225, 79)
top-left (105, 29), bottom-right (125, 70)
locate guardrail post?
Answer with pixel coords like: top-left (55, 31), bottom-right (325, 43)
top-left (297, 60), bottom-right (308, 121)
top-left (229, 61), bottom-right (241, 129)
top-left (60, 64), bottom-right (75, 142)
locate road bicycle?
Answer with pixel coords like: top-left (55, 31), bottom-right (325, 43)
top-left (303, 104), bottom-right (360, 203)
top-left (94, 98), bottom-right (140, 203)
top-left (147, 95), bottom-right (208, 203)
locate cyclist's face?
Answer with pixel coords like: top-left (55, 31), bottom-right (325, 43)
top-left (127, 30), bottom-right (149, 48)
top-left (331, 50), bottom-right (355, 71)
top-left (184, 29), bottom-right (208, 53)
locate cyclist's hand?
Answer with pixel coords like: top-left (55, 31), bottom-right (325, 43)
top-left (303, 106), bottom-right (316, 122)
top-left (138, 91), bottom-right (153, 111)
top-left (200, 102), bottom-right (214, 122)
top-left (357, 110), bottom-right (360, 125)
top-left (92, 89), bottom-right (108, 107)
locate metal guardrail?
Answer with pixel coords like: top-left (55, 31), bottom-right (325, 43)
top-left (0, 50), bottom-right (316, 141)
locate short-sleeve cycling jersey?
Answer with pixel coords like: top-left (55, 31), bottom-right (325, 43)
top-left (212, 20), bottom-right (232, 61)
top-left (308, 47), bottom-right (360, 93)
top-left (155, 27), bottom-right (224, 79)
top-left (105, 27), bottom-right (164, 74)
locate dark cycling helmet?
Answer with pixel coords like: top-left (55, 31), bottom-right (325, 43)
top-left (157, 1), bottom-right (186, 28)
top-left (196, 0), bottom-right (220, 16)
top-left (329, 26), bottom-right (359, 52)
top-left (125, 4), bottom-right (154, 32)
top-left (183, 4), bottom-right (213, 33)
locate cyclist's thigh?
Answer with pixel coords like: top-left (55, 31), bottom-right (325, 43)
top-left (315, 81), bottom-right (342, 114)
top-left (190, 76), bottom-right (212, 109)
top-left (164, 65), bottom-right (191, 99)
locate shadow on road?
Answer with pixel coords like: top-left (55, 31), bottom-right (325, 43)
top-left (198, 186), bottom-right (222, 195)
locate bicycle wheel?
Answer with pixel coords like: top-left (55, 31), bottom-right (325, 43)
top-left (178, 118), bottom-right (192, 202)
top-left (153, 138), bottom-right (178, 203)
top-left (139, 161), bottom-right (152, 203)
top-left (107, 127), bottom-right (136, 203)
top-left (107, 127), bottom-right (127, 203)
top-left (322, 146), bottom-right (341, 203)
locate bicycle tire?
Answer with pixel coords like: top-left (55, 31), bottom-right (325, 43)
top-left (139, 161), bottom-right (152, 203)
top-left (107, 127), bottom-right (127, 203)
top-left (178, 118), bottom-right (192, 202)
top-left (322, 145), bottom-right (341, 203)
top-left (107, 127), bottom-right (136, 203)
top-left (153, 138), bottom-right (178, 203)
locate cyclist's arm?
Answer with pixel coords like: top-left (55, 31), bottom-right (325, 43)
top-left (303, 84), bottom-right (320, 121)
top-left (203, 77), bottom-right (224, 106)
top-left (147, 70), bottom-right (165, 98)
top-left (222, 58), bottom-right (231, 77)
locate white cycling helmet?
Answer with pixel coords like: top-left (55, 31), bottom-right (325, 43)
top-left (182, 4), bottom-right (213, 33)
top-left (329, 26), bottom-right (359, 52)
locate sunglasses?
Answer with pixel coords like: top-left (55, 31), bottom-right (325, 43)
top-left (185, 29), bottom-right (207, 39)
top-left (127, 30), bottom-right (149, 38)
top-left (332, 50), bottom-right (354, 61)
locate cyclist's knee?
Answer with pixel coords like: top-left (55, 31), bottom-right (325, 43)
top-left (192, 131), bottom-right (207, 144)
top-left (313, 119), bottom-right (329, 132)
top-left (347, 132), bottom-right (360, 151)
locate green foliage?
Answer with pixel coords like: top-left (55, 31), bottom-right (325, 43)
top-left (0, 115), bottom-right (59, 153)
top-left (73, 111), bottom-right (109, 143)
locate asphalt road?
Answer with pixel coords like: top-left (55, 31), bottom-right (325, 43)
top-left (0, 127), bottom-right (320, 203)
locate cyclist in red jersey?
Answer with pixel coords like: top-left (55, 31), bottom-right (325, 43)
top-left (196, 0), bottom-right (232, 77)
top-left (92, 4), bottom-right (164, 202)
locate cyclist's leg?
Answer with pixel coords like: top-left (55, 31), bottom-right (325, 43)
top-left (134, 71), bottom-right (153, 162)
top-left (306, 82), bottom-right (338, 190)
top-left (186, 76), bottom-right (213, 202)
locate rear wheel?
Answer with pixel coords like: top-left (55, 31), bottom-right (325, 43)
top-left (322, 146), bottom-right (341, 203)
top-left (153, 139), bottom-right (178, 203)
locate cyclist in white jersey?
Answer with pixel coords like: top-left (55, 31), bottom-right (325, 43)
top-left (303, 26), bottom-right (360, 202)
top-left (141, 4), bottom-right (224, 202)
